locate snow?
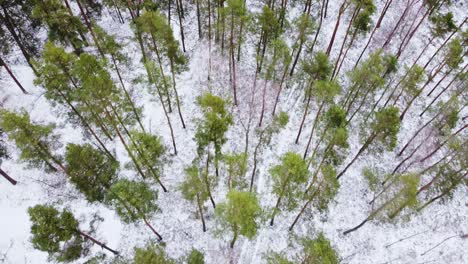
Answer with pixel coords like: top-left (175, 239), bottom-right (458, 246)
top-left (1, 0), bottom-right (467, 263)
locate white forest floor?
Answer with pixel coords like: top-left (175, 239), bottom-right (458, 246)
top-left (0, 0), bottom-right (467, 263)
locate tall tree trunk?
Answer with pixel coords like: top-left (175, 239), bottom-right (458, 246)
top-left (170, 59), bottom-right (186, 129)
top-left (354, 0), bottom-right (393, 68)
top-left (336, 132), bottom-right (377, 179)
top-left (205, 151), bottom-right (216, 209)
top-left (196, 193), bottom-right (207, 232)
top-left (0, 7), bottom-right (38, 74)
top-left (143, 217), bottom-right (163, 241)
top-left (295, 80), bottom-right (313, 143)
top-left (0, 57), bottom-right (27, 94)
top-left (0, 168), bottom-right (17, 185)
top-left (326, 1), bottom-right (348, 56)
top-left (303, 101), bottom-right (325, 159)
top-left (196, 0), bottom-right (202, 38)
top-left (77, 230), bottom-right (119, 255)
top-left (230, 9), bottom-right (238, 106)
top-left (332, 5), bottom-right (359, 78)
top-left (175, 0), bottom-right (186, 52)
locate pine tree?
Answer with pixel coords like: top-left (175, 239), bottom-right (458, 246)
top-left (133, 243), bottom-right (175, 264)
top-left (343, 173), bottom-right (419, 235)
top-left (226, 0), bottom-right (248, 105)
top-left (106, 179), bottom-right (163, 240)
top-left (0, 55), bottom-right (27, 94)
top-left (31, 0), bottom-right (88, 53)
top-left (223, 152), bottom-right (248, 190)
top-left (332, 0), bottom-right (376, 79)
top-left (126, 130), bottom-right (168, 192)
top-left (301, 233), bottom-right (339, 263)
top-left (64, 143), bottom-right (119, 203)
top-left (295, 52), bottom-right (333, 144)
top-left (215, 190), bottom-right (262, 248)
top-left (136, 10), bottom-right (187, 128)
top-left (250, 111), bottom-right (289, 192)
top-left (196, 92), bottom-right (233, 181)
top-left (337, 106), bottom-right (401, 179)
top-left (289, 13), bottom-right (315, 77)
top-left (269, 152), bottom-right (309, 226)
top-left (0, 109), bottom-right (65, 172)
top-left (302, 79), bottom-right (341, 158)
top-left (181, 163), bottom-right (211, 231)
top-left (0, 0), bottom-right (41, 73)
top-left (290, 164), bottom-right (340, 231)
top-left (28, 204), bottom-right (118, 262)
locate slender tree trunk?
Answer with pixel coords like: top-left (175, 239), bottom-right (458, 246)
top-left (272, 64), bottom-right (289, 116)
top-left (77, 230), bottom-right (119, 255)
top-left (303, 101), bottom-right (325, 159)
top-left (295, 80), bottom-right (313, 143)
top-left (0, 57), bottom-right (27, 94)
top-left (145, 64), bottom-right (178, 155)
top-left (0, 168), bottom-right (17, 185)
top-left (196, 0), bottom-right (202, 38)
top-left (0, 7), bottom-right (38, 74)
top-left (197, 193), bottom-right (207, 232)
top-left (420, 67), bottom-right (466, 117)
top-left (337, 132), bottom-right (377, 179)
top-left (205, 151), bottom-right (216, 209)
top-left (150, 33), bottom-right (173, 113)
top-left (170, 59), bottom-right (186, 129)
top-left (230, 227), bottom-right (238, 248)
top-left (143, 217), bottom-right (163, 241)
top-left (382, 0), bottom-right (412, 49)
top-left (343, 218), bottom-right (369, 235)
top-left (332, 5), bottom-right (359, 78)
top-left (270, 194), bottom-right (283, 226)
top-left (326, 1), bottom-right (347, 56)
top-left (76, 0), bottom-right (105, 58)
top-left (175, 0), bottom-right (186, 52)
top-left (258, 79), bottom-right (268, 127)
top-left (230, 9), bottom-right (238, 106)
top-left (354, 0), bottom-right (393, 68)
top-left (419, 124), bottom-right (467, 163)
top-left (56, 89), bottom-right (115, 160)
top-left (111, 55), bottom-right (145, 132)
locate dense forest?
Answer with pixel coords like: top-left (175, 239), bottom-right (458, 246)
top-left (0, 0), bottom-right (466, 263)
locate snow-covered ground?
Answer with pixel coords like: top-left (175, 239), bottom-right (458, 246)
top-left (1, 0), bottom-right (467, 263)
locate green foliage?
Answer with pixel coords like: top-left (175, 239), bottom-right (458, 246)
top-left (370, 106), bottom-right (401, 151)
top-left (93, 25), bottom-right (128, 63)
top-left (352, 0), bottom-right (376, 33)
top-left (0, 109), bottom-right (61, 171)
top-left (133, 243), bottom-right (175, 264)
top-left (223, 152), bottom-right (248, 190)
top-left (65, 143), bottom-right (119, 202)
top-left (256, 6), bottom-right (281, 39)
top-left (195, 93), bottom-right (233, 160)
top-left (401, 65), bottom-right (425, 98)
top-left (28, 205), bottom-right (84, 262)
top-left (313, 80), bottom-right (341, 103)
top-left (314, 165), bottom-right (340, 212)
top-left (181, 164), bottom-right (210, 203)
top-left (445, 37), bottom-right (463, 69)
top-left (429, 12), bottom-right (457, 37)
top-left (323, 106), bottom-right (349, 165)
top-left (362, 167), bottom-right (380, 192)
top-left (31, 0), bottom-right (87, 50)
top-left (187, 249), bottom-right (205, 264)
top-left (301, 233), bottom-right (339, 264)
top-left (106, 179), bottom-right (159, 223)
top-left (349, 49), bottom-right (387, 94)
top-left (216, 190), bottom-right (262, 245)
top-left (270, 152), bottom-right (309, 211)
top-left (137, 10), bottom-right (187, 71)
top-left (127, 131), bottom-right (166, 181)
top-left (303, 52), bottom-right (332, 81)
top-left (383, 173), bottom-right (420, 220)
top-left (266, 252), bottom-right (295, 264)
